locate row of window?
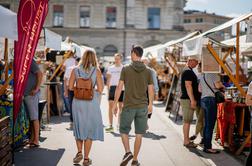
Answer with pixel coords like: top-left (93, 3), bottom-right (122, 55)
top-left (184, 18), bottom-right (203, 24)
top-left (53, 5), bottom-right (161, 29)
top-left (184, 18), bottom-right (227, 24)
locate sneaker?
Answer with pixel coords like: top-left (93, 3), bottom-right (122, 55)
top-left (73, 152), bottom-right (83, 164)
top-left (105, 126), bottom-right (114, 133)
top-left (120, 152), bottom-right (133, 166)
top-left (131, 160), bottom-right (140, 166)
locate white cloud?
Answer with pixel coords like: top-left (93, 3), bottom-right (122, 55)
top-left (187, 0), bottom-right (208, 4)
top-left (226, 13), bottom-right (243, 18)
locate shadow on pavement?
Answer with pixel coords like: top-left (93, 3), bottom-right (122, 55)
top-left (143, 131), bottom-right (167, 140)
top-left (39, 136), bottom-right (47, 143)
top-left (49, 115), bottom-right (71, 124)
top-left (186, 147), bottom-right (245, 166)
top-left (14, 147), bottom-right (65, 166)
top-left (109, 132), bottom-right (135, 138)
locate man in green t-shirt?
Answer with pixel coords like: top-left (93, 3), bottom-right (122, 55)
top-left (112, 45), bottom-right (154, 166)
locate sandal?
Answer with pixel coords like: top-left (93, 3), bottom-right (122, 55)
top-left (29, 143), bottom-right (40, 148)
top-left (204, 149), bottom-right (220, 154)
top-left (184, 142), bottom-right (197, 148)
top-left (189, 135), bottom-right (197, 141)
top-left (83, 158), bottom-right (92, 166)
top-left (73, 152), bottom-right (83, 164)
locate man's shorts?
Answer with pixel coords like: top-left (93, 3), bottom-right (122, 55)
top-left (181, 99), bottom-right (196, 123)
top-left (120, 107), bottom-right (148, 135)
top-left (24, 91), bottom-right (40, 121)
top-left (108, 86), bottom-right (124, 102)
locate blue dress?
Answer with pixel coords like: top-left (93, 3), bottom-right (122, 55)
top-left (72, 66), bottom-right (104, 141)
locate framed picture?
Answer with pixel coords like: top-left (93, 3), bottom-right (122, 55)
top-left (202, 46), bottom-right (222, 73)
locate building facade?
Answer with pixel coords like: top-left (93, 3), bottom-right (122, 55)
top-left (183, 10), bottom-right (232, 41)
top-left (1, 0), bottom-right (187, 60)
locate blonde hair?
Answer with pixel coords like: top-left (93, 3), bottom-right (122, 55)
top-left (79, 50), bottom-right (98, 71)
top-left (114, 53), bottom-right (122, 59)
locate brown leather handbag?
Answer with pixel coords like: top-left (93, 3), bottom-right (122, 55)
top-left (74, 68), bottom-right (96, 100)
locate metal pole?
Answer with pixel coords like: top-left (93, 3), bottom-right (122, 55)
top-left (236, 22), bottom-right (240, 83)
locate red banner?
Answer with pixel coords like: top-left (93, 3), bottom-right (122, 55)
top-left (14, 0), bottom-right (48, 121)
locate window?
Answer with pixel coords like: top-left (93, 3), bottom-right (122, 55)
top-left (80, 6), bottom-right (90, 28)
top-left (0, 4), bottom-right (10, 9)
top-left (148, 8), bottom-right (160, 29)
top-left (196, 18), bottom-right (203, 23)
top-left (53, 5), bottom-right (64, 27)
top-left (184, 19), bottom-right (191, 23)
top-left (103, 45), bottom-right (118, 57)
top-left (106, 7), bottom-right (117, 28)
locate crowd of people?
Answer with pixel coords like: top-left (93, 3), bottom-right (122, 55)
top-left (22, 45), bottom-right (252, 166)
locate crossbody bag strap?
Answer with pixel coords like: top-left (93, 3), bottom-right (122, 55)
top-left (203, 74), bottom-right (215, 95)
top-left (77, 68), bottom-right (81, 77)
top-left (88, 68), bottom-right (97, 89)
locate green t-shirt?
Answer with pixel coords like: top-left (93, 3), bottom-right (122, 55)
top-left (120, 61), bottom-right (153, 109)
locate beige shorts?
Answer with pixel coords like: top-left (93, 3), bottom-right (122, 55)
top-left (180, 99), bottom-right (198, 123)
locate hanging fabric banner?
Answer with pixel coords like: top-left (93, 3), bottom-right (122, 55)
top-left (14, 0), bottom-right (48, 121)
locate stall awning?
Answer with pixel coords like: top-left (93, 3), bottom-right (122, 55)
top-left (222, 35), bottom-right (252, 53)
top-left (185, 12), bottom-right (252, 42)
top-left (44, 28), bottom-right (62, 50)
top-left (143, 44), bottom-right (165, 61)
top-left (0, 6), bottom-right (17, 40)
top-left (163, 31), bottom-right (201, 48)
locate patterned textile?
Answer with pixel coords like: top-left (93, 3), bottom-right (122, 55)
top-left (0, 100), bottom-right (29, 147)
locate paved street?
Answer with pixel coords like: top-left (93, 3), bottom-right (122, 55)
top-left (14, 90), bottom-right (243, 166)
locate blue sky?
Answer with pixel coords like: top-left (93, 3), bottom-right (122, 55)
top-left (185, 0), bottom-right (252, 17)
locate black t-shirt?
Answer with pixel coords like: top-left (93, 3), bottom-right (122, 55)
top-left (180, 66), bottom-right (200, 100)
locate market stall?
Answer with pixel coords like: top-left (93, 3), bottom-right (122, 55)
top-left (0, 6), bottom-right (30, 150)
top-left (43, 37), bottom-right (95, 122)
top-left (182, 12), bottom-right (252, 155)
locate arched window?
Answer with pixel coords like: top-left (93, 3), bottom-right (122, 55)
top-left (103, 45), bottom-right (118, 57)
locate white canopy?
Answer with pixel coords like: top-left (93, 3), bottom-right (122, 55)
top-left (44, 28), bottom-right (62, 50)
top-left (221, 35), bottom-right (252, 53)
top-left (72, 43), bottom-right (95, 58)
top-left (182, 12), bottom-right (252, 57)
top-left (163, 31), bottom-right (201, 48)
top-left (143, 44), bottom-right (165, 61)
top-left (0, 6), bottom-right (17, 40)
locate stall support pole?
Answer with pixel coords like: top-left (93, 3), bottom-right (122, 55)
top-left (236, 134), bottom-right (251, 155)
top-left (222, 47), bottom-right (233, 62)
top-left (4, 38), bottom-right (8, 81)
top-left (236, 22), bottom-right (240, 83)
top-left (207, 44), bottom-right (246, 97)
top-left (49, 52), bottom-right (71, 82)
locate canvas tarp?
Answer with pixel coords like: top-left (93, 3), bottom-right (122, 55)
top-left (0, 6), bottom-right (18, 40)
top-left (182, 12), bottom-right (252, 57)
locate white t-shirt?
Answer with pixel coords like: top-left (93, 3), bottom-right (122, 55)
top-left (107, 65), bottom-right (123, 86)
top-left (64, 66), bottom-right (76, 86)
top-left (64, 57), bottom-right (76, 68)
top-left (63, 57), bottom-right (76, 78)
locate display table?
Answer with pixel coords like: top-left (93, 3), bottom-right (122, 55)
top-left (0, 99), bottom-right (29, 147)
top-left (216, 100), bottom-right (250, 154)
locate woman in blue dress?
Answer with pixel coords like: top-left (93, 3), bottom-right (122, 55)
top-left (69, 50), bottom-right (104, 166)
